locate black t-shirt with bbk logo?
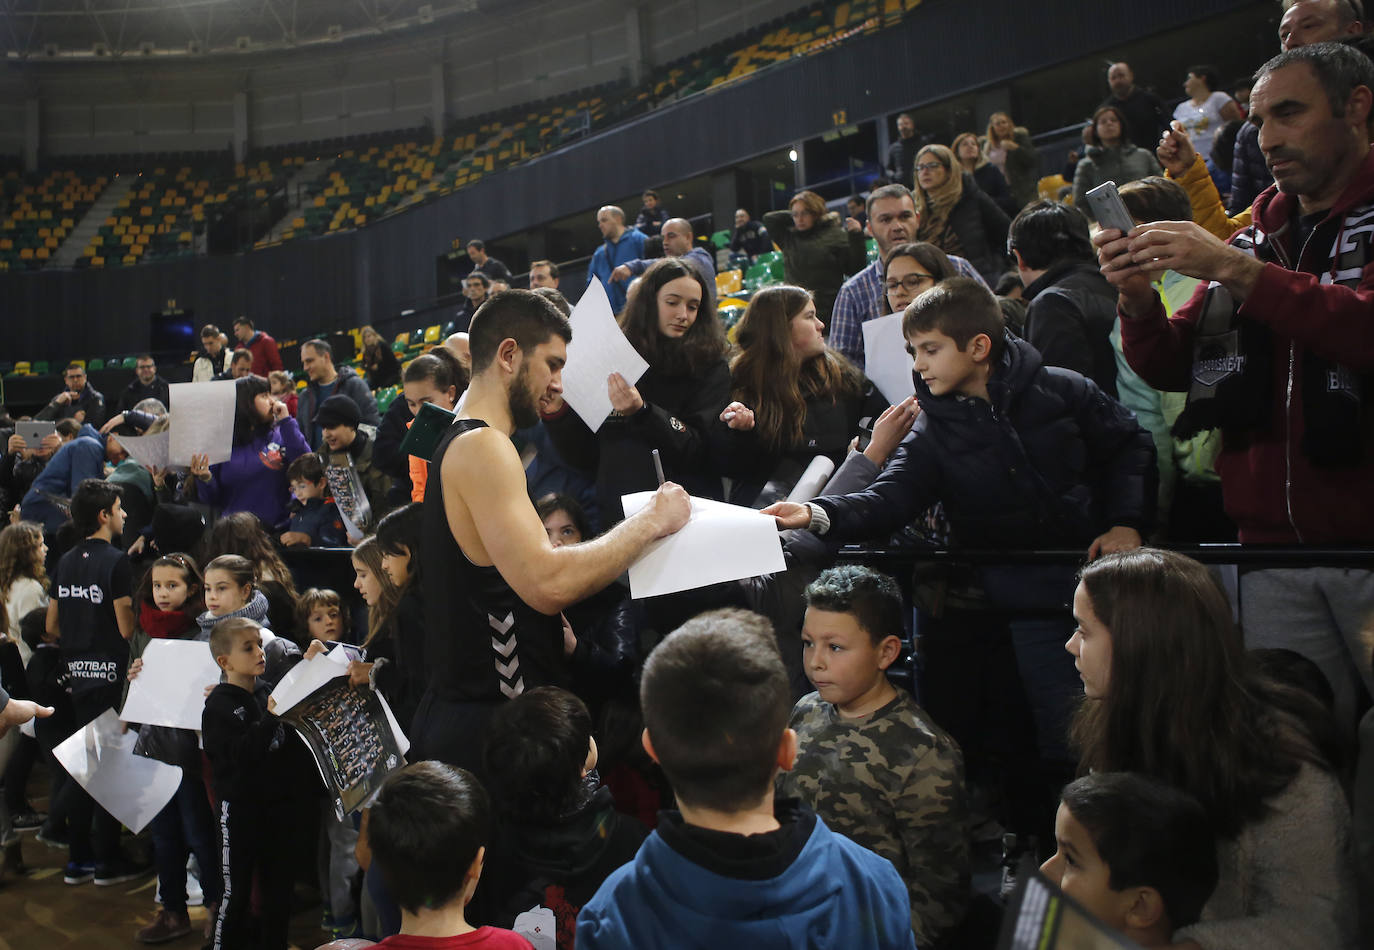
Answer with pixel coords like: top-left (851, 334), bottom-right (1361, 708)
top-left (56, 538), bottom-right (132, 702)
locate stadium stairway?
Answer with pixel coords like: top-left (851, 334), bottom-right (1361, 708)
top-left (261, 158), bottom-right (334, 244)
top-left (50, 174), bottom-right (135, 269)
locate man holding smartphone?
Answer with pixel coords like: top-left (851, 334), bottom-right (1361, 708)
top-left (1095, 43), bottom-right (1374, 731)
top-left (37, 362), bottom-right (106, 429)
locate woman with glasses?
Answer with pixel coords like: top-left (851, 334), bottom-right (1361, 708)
top-left (913, 145), bottom-right (1012, 285)
top-left (881, 241), bottom-right (961, 316)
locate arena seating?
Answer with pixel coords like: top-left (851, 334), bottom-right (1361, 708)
top-left (0, 168), bottom-right (107, 272)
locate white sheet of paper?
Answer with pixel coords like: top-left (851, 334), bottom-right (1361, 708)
top-left (269, 653), bottom-right (348, 715)
top-left (120, 639), bottom-right (222, 730)
top-left (19, 719), bottom-right (35, 739)
top-left (862, 312), bottom-right (916, 405)
top-left (117, 431), bottom-right (171, 471)
top-left (561, 278), bottom-right (650, 433)
top-left (168, 380), bottom-right (237, 465)
top-left (53, 709), bottom-right (182, 834)
top-left (621, 491), bottom-right (786, 598)
top-left (378, 692), bottom-right (410, 757)
top-left (337, 504), bottom-right (363, 545)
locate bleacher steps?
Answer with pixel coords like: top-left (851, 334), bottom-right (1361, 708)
top-left (49, 175), bottom-right (136, 269)
top-left (262, 159), bottom-right (333, 244)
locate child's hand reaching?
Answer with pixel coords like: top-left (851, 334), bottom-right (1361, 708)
top-left (127, 658), bottom-right (143, 682)
top-left (304, 639), bottom-right (329, 660)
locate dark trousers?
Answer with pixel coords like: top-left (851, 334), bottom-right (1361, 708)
top-left (213, 798), bottom-right (292, 950)
top-left (152, 774), bottom-right (223, 915)
top-left (65, 693), bottom-right (122, 866)
top-left (3, 733), bottom-right (39, 813)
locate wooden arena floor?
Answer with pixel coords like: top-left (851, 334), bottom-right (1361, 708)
top-left (0, 762), bottom-right (331, 950)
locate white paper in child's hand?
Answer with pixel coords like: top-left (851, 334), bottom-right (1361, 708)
top-left (561, 279), bottom-right (649, 432)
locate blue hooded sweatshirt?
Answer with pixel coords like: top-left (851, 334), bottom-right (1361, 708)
top-left (576, 808), bottom-right (915, 949)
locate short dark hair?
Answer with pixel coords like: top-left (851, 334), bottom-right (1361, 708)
top-left (1254, 41), bottom-right (1374, 118)
top-left (1186, 64), bottom-right (1221, 93)
top-left (209, 616), bottom-right (262, 660)
top-left (70, 478), bottom-right (122, 537)
top-left (901, 276), bottom-right (1005, 361)
top-left (483, 687), bottom-right (593, 822)
top-left (368, 761), bottom-right (490, 916)
top-left (529, 259), bottom-right (560, 278)
top-left (1120, 177), bottom-right (1194, 224)
top-left (286, 453), bottom-right (326, 485)
top-left (642, 189), bottom-right (659, 199)
top-left (1008, 200), bottom-right (1094, 270)
top-left (231, 348), bottom-right (253, 365)
top-left (232, 316), bottom-right (254, 330)
top-left (65, 362), bottom-right (85, 375)
top-left (1060, 772), bottom-right (1219, 928)
top-left (883, 241), bottom-right (958, 283)
top-left (136, 354), bottom-right (155, 365)
top-left (303, 338), bottom-right (332, 358)
top-left (200, 323), bottom-right (221, 340)
top-left (803, 565), bottom-right (904, 646)
top-left (55, 419), bottom-right (81, 439)
top-left (466, 239), bottom-right (485, 251)
top-left (376, 503), bottom-right (424, 587)
top-left (534, 493), bottom-right (590, 540)
top-left (465, 271), bottom-right (492, 289)
top-left (865, 183), bottom-right (916, 220)
top-left (19, 606), bottom-right (48, 654)
top-left (469, 289), bottom-right (572, 374)
top-left (641, 608), bottom-right (790, 811)
top-left (532, 287), bottom-right (571, 316)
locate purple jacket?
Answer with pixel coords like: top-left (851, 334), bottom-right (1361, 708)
top-left (196, 417), bottom-right (311, 529)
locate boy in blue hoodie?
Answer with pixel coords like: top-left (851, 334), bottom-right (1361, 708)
top-left (576, 608), bottom-right (914, 950)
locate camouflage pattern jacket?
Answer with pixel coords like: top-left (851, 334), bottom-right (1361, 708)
top-left (778, 689), bottom-right (970, 946)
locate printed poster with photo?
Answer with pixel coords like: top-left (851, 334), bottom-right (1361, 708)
top-left (276, 676), bottom-right (406, 820)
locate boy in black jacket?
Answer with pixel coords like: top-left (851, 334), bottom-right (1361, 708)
top-left (202, 617), bottom-right (293, 950)
top-left (765, 278), bottom-right (1157, 851)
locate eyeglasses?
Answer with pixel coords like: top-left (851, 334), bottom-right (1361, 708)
top-left (915, 162), bottom-right (945, 173)
top-left (884, 274), bottom-right (935, 292)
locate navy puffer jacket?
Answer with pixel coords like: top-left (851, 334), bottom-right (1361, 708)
top-left (814, 335), bottom-right (1156, 548)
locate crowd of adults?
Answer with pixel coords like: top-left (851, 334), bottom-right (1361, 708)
top-left (0, 2), bottom-right (1372, 947)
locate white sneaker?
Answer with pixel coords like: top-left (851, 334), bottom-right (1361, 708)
top-left (186, 855), bottom-right (203, 907)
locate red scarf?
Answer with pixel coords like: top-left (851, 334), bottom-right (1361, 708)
top-left (140, 601), bottom-right (196, 640)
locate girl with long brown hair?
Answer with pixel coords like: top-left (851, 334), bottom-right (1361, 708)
top-left (544, 257), bottom-right (732, 523)
top-left (1068, 548), bottom-right (1354, 946)
top-left (0, 522), bottom-right (48, 664)
top-left (718, 285), bottom-right (887, 505)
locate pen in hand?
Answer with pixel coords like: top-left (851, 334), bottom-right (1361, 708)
top-left (652, 448), bottom-right (665, 486)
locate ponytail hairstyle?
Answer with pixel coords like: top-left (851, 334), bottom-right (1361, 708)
top-left (352, 536), bottom-right (402, 647)
top-left (203, 553), bottom-right (256, 591)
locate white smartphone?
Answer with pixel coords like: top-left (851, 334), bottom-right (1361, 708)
top-left (1085, 180), bottom-right (1137, 234)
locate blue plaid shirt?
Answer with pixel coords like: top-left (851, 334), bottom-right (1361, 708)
top-left (829, 255), bottom-right (987, 369)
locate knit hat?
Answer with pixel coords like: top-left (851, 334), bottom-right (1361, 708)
top-left (314, 394), bottom-right (361, 430)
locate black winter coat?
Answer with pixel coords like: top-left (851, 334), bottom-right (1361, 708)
top-left (715, 376), bottom-right (890, 506)
top-left (544, 358), bottom-right (731, 524)
top-left (942, 173), bottom-right (1011, 284)
top-left (814, 336), bottom-right (1156, 548)
top-left (1022, 260), bottom-right (1121, 398)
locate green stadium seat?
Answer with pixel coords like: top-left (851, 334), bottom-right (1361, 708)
top-left (710, 229), bottom-right (731, 250)
top-left (33, 361), bottom-right (49, 375)
top-left (87, 358), bottom-right (105, 371)
top-left (122, 356), bottom-right (139, 369)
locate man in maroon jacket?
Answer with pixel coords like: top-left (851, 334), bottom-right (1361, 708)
top-left (232, 316), bottom-right (283, 376)
top-left (1095, 42), bottom-right (1374, 728)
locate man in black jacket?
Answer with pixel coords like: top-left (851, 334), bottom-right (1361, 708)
top-left (1100, 63), bottom-right (1170, 156)
top-left (37, 363), bottom-right (106, 429)
top-left (116, 355), bottom-right (171, 414)
top-left (1010, 200), bottom-right (1121, 397)
top-left (886, 113), bottom-right (921, 188)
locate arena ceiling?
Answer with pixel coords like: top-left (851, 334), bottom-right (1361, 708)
top-left (1, 0), bottom-right (494, 60)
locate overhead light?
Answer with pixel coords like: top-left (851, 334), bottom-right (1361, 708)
top-left (788, 149), bottom-right (798, 162)
top-left (326, 25), bottom-right (343, 40)
top-left (43, 43), bottom-right (59, 57)
top-left (235, 36), bottom-right (251, 51)
top-left (418, 4), bottom-right (434, 23)
top-left (139, 41), bottom-right (155, 56)
top-left (93, 42), bottom-right (109, 56)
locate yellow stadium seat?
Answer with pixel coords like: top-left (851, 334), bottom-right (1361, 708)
top-left (1037, 175), bottom-right (1068, 200)
top-left (716, 270), bottom-right (743, 296)
top-left (423, 325), bottom-right (441, 344)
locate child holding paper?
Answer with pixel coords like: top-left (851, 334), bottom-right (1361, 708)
top-left (202, 617), bottom-right (293, 950)
top-left (124, 553), bottom-right (224, 944)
